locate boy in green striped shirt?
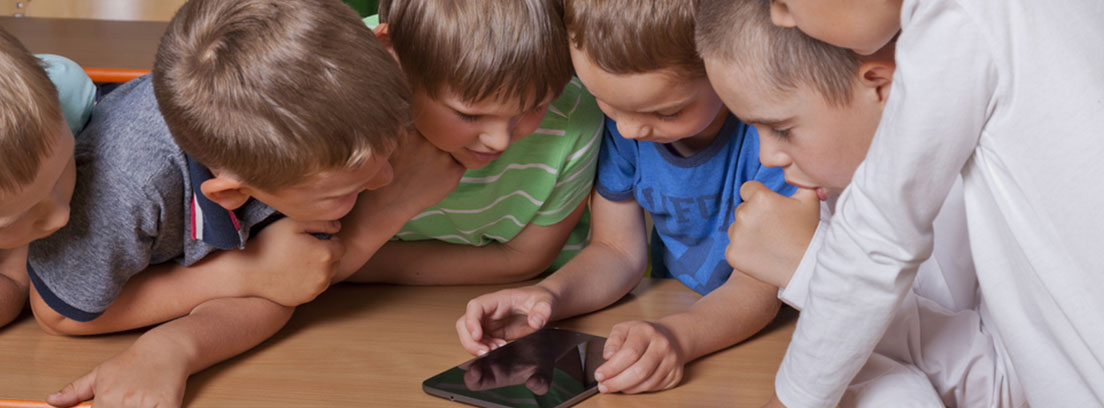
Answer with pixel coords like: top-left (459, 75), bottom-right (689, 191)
top-left (345, 0), bottom-right (602, 284)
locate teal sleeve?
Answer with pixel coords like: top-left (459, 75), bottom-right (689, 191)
top-left (37, 54), bottom-right (96, 136)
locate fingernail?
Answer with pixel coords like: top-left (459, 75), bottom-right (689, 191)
top-left (534, 317), bottom-right (545, 327)
top-left (477, 349), bottom-right (486, 356)
top-left (598, 384), bottom-right (608, 393)
top-left (595, 373), bottom-right (604, 381)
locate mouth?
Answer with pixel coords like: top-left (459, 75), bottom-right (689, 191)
top-left (786, 179), bottom-right (829, 201)
top-left (465, 148), bottom-right (503, 162)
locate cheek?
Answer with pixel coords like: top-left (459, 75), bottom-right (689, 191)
top-left (512, 110), bottom-right (548, 140)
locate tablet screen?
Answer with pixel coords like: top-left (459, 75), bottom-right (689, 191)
top-left (423, 328), bottom-right (607, 408)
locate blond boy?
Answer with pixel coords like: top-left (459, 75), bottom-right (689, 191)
top-left (713, 0), bottom-right (1104, 405)
top-left (699, 2), bottom-right (1023, 406)
top-left (458, 0), bottom-right (792, 394)
top-left (35, 0), bottom-right (462, 406)
top-left (0, 28), bottom-right (94, 328)
top-left (345, 0), bottom-right (602, 284)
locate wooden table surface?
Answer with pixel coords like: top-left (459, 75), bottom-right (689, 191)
top-left (0, 279), bottom-right (796, 407)
top-left (0, 16), bottom-right (165, 81)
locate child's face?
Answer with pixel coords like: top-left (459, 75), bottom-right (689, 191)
top-left (769, 0), bottom-right (901, 55)
top-left (570, 46), bottom-right (726, 146)
top-left (249, 150), bottom-right (395, 222)
top-left (412, 88), bottom-right (553, 170)
top-left (0, 124), bottom-right (77, 249)
top-left (705, 59), bottom-right (884, 197)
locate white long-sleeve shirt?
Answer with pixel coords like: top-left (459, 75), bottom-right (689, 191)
top-left (776, 0), bottom-right (1104, 407)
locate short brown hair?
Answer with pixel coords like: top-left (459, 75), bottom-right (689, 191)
top-left (696, 0), bottom-right (861, 106)
top-left (0, 27), bottom-right (63, 196)
top-left (565, 0), bottom-right (705, 79)
top-left (379, 0), bottom-right (571, 110)
top-left (153, 0), bottom-right (411, 191)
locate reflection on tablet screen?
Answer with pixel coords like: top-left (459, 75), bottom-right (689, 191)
top-left (423, 328), bottom-right (607, 408)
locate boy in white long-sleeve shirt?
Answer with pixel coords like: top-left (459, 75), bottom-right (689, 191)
top-left (706, 0), bottom-right (1104, 406)
top-left (697, 3), bottom-right (1022, 406)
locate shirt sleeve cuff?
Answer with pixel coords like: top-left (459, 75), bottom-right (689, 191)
top-left (778, 221), bottom-right (828, 311)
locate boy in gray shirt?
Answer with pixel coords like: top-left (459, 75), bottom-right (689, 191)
top-left (31, 0), bottom-right (464, 406)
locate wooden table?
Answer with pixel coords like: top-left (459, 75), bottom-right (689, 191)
top-left (0, 16), bottom-right (166, 82)
top-left (0, 279), bottom-right (796, 407)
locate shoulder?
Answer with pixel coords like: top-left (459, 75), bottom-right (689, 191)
top-left (76, 75), bottom-right (189, 211)
top-left (540, 79), bottom-right (604, 139)
top-left (37, 54), bottom-right (96, 134)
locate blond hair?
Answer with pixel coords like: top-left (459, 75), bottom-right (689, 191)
top-left (0, 28), bottom-right (63, 196)
top-left (379, 0), bottom-right (572, 110)
top-left (696, 0), bottom-right (861, 106)
top-left (565, 0), bottom-right (705, 79)
top-left (153, 0), bottom-right (411, 191)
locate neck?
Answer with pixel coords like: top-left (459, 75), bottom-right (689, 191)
top-left (668, 109), bottom-right (729, 157)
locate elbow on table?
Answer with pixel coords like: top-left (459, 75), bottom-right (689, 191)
top-left (28, 292), bottom-right (101, 336)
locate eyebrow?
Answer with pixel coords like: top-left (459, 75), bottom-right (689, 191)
top-left (738, 115), bottom-right (792, 127)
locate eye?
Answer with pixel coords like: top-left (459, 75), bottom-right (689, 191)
top-left (770, 127), bottom-right (793, 139)
top-left (656, 110), bottom-right (682, 121)
top-left (457, 112), bottom-right (481, 123)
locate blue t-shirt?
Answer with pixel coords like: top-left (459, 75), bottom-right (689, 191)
top-left (595, 114), bottom-right (794, 295)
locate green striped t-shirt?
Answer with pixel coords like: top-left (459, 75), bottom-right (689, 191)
top-left (394, 78), bottom-right (603, 270)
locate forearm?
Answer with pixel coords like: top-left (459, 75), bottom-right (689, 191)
top-left (538, 241), bottom-right (646, 321)
top-left (661, 271), bottom-right (780, 363)
top-left (132, 296), bottom-right (293, 376)
top-left (333, 193), bottom-right (425, 282)
top-left (350, 199), bottom-right (588, 285)
top-left (32, 259), bottom-right (251, 335)
top-left (354, 240), bottom-right (543, 285)
top-left (0, 247), bottom-right (30, 326)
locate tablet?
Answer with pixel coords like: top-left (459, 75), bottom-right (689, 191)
top-left (423, 328), bottom-right (607, 408)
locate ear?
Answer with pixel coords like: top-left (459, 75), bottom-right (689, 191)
top-left (857, 61), bottom-right (895, 105)
top-left (199, 175), bottom-right (252, 211)
top-left (373, 23), bottom-right (401, 64)
top-left (769, 0), bottom-right (797, 28)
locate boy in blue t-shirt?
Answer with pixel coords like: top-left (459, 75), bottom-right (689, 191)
top-left (0, 27), bottom-right (95, 329)
top-left (456, 0), bottom-right (793, 395)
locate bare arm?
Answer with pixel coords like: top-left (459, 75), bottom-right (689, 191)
top-left (46, 296), bottom-right (292, 407)
top-left (662, 270), bottom-right (780, 362)
top-left (348, 199), bottom-right (588, 285)
top-left (29, 218), bottom-right (343, 336)
top-left (0, 246), bottom-right (30, 327)
top-left (539, 193), bottom-right (649, 319)
top-left (454, 191), bottom-right (650, 355)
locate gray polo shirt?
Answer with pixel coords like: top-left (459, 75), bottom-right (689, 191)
top-left (28, 75), bottom-right (278, 322)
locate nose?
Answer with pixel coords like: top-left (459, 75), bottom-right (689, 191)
top-left (757, 131), bottom-right (791, 169)
top-left (479, 129), bottom-right (511, 152)
top-left (769, 0), bottom-right (797, 28)
top-left (616, 118), bottom-right (651, 140)
top-left (34, 201), bottom-right (71, 236)
top-left (364, 161), bottom-right (394, 190)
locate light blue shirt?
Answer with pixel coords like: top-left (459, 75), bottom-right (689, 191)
top-left (37, 54), bottom-right (95, 135)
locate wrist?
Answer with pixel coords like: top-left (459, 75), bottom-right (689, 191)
top-left (653, 317), bottom-right (693, 364)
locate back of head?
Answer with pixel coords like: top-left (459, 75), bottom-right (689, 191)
top-left (696, 0), bottom-right (861, 106)
top-left (153, 0), bottom-right (411, 191)
top-left (379, 0), bottom-right (572, 110)
top-left (0, 27), bottom-right (62, 197)
top-left (565, 0), bottom-right (704, 79)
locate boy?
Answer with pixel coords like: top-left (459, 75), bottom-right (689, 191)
top-left (0, 28), bottom-right (95, 328)
top-left (34, 0), bottom-right (462, 406)
top-left (345, 0), bottom-right (602, 285)
top-left (457, 0), bottom-right (792, 394)
top-left (697, 3), bottom-right (1021, 406)
top-left (727, 0), bottom-right (1104, 406)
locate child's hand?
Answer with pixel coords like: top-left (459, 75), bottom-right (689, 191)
top-left (726, 182), bottom-right (820, 288)
top-left (594, 320), bottom-right (685, 394)
top-left (364, 132), bottom-right (465, 219)
top-left (455, 285), bottom-right (557, 355)
top-left (234, 217), bottom-right (345, 307)
top-left (46, 341), bottom-right (189, 408)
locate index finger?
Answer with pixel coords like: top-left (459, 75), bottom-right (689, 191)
top-left (739, 180), bottom-right (769, 202)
